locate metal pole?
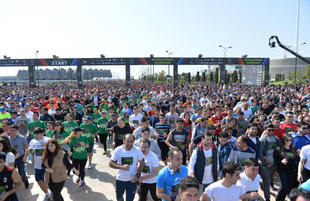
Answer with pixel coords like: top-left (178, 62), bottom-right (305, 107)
top-left (294, 0), bottom-right (300, 83)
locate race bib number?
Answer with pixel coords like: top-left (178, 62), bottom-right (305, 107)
top-left (74, 145), bottom-right (86, 152)
top-left (121, 157), bottom-right (133, 165)
top-left (205, 156), bottom-right (213, 166)
top-left (142, 165), bottom-right (150, 173)
top-left (35, 149), bottom-right (44, 156)
top-left (238, 158), bottom-right (247, 166)
top-left (285, 127), bottom-right (293, 133)
top-left (117, 134), bottom-right (125, 140)
top-left (13, 145), bottom-right (18, 151)
top-left (172, 184), bottom-right (180, 196)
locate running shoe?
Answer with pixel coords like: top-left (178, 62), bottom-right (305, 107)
top-left (44, 193), bottom-right (52, 201)
top-left (78, 180), bottom-right (85, 187)
top-left (88, 163), bottom-right (93, 169)
top-left (103, 150), bottom-right (107, 155)
top-left (76, 177), bottom-right (80, 184)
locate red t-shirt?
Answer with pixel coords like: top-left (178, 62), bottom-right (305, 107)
top-left (274, 128), bottom-right (285, 139)
top-left (183, 121), bottom-right (192, 139)
top-left (280, 122), bottom-right (297, 133)
top-left (211, 115), bottom-right (223, 135)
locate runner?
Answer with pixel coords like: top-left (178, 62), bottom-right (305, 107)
top-left (80, 116), bottom-right (98, 168)
top-left (138, 139), bottom-right (161, 201)
top-left (109, 134), bottom-right (144, 201)
top-left (9, 125), bottom-right (29, 188)
top-left (24, 127), bottom-right (52, 200)
top-left (96, 111), bottom-right (110, 155)
top-left (156, 147), bottom-right (188, 201)
top-left (64, 127), bottom-right (89, 187)
top-left (178, 176), bottom-right (200, 201)
top-left (0, 152), bottom-right (23, 201)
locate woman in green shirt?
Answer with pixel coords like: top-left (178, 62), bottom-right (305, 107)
top-left (64, 127), bottom-right (89, 187)
top-left (63, 114), bottom-right (79, 134)
top-left (51, 122), bottom-right (69, 151)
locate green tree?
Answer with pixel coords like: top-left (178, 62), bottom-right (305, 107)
top-left (305, 64), bottom-right (310, 79)
top-left (210, 72), bottom-right (214, 82)
top-left (158, 70), bottom-right (166, 81)
top-left (196, 72), bottom-right (200, 82)
top-left (232, 70), bottom-right (238, 82)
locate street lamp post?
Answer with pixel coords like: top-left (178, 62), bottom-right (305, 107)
top-left (294, 0), bottom-right (300, 83)
top-left (219, 45), bottom-right (232, 57)
top-left (35, 50), bottom-right (39, 85)
top-left (166, 50), bottom-right (173, 79)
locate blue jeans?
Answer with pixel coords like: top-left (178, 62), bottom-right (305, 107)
top-left (115, 180), bottom-right (137, 201)
top-left (15, 156), bottom-right (28, 184)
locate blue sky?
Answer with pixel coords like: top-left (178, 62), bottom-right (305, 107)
top-left (0, 0), bottom-right (309, 79)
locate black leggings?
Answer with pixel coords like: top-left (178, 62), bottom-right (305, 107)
top-left (157, 141), bottom-right (169, 161)
top-left (99, 134), bottom-right (108, 151)
top-left (138, 183), bottom-right (160, 201)
top-left (72, 158), bottom-right (87, 180)
top-left (49, 180), bottom-right (65, 201)
top-left (302, 168), bottom-right (310, 183)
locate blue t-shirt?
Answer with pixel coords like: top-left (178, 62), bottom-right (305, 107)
top-left (157, 165), bottom-right (188, 201)
top-left (292, 133), bottom-right (310, 151)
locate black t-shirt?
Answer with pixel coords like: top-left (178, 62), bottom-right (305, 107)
top-left (171, 128), bottom-right (189, 148)
top-left (192, 135), bottom-right (203, 146)
top-left (113, 124), bottom-right (132, 147)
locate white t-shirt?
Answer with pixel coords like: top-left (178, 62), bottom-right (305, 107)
top-left (29, 136), bottom-right (51, 169)
top-left (129, 114), bottom-right (143, 129)
top-left (300, 144), bottom-right (310, 170)
top-left (141, 151), bottom-right (159, 184)
top-left (111, 145), bottom-right (144, 181)
top-left (5, 152), bottom-right (15, 167)
top-left (237, 171), bottom-right (261, 193)
top-left (242, 108), bottom-right (252, 119)
top-left (189, 147), bottom-right (213, 184)
top-left (205, 180), bottom-right (246, 201)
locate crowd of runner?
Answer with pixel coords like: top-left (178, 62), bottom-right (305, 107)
top-left (1, 81), bottom-right (310, 201)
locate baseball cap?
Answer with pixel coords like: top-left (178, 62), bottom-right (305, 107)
top-left (84, 116), bottom-right (91, 121)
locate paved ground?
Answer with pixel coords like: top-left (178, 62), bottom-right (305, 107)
top-left (16, 142), bottom-right (287, 201)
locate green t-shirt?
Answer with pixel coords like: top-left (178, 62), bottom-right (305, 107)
top-left (0, 112), bottom-right (11, 128)
top-left (80, 123), bottom-right (98, 144)
top-left (27, 120), bottom-right (46, 138)
top-left (45, 130), bottom-right (53, 137)
top-left (51, 131), bottom-right (69, 145)
top-left (91, 113), bottom-right (101, 122)
top-left (63, 121), bottom-right (79, 134)
top-left (68, 135), bottom-right (88, 159)
top-left (96, 117), bottom-right (109, 135)
top-left (99, 103), bottom-right (109, 112)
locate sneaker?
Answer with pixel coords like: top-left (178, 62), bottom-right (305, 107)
top-left (78, 180), bottom-right (85, 187)
top-left (76, 177), bottom-right (80, 184)
top-left (103, 150), bottom-right (107, 155)
top-left (88, 163), bottom-right (93, 169)
top-left (44, 193), bottom-right (52, 201)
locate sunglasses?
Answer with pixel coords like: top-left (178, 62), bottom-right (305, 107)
top-left (286, 139), bottom-right (292, 142)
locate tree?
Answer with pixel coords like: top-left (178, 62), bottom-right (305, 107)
top-left (232, 70), bottom-right (238, 83)
top-left (305, 64), bottom-right (310, 79)
top-left (196, 72), bottom-right (200, 82)
top-left (158, 70), bottom-right (166, 81)
top-left (209, 72), bottom-right (214, 82)
top-left (202, 72), bottom-right (206, 82)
